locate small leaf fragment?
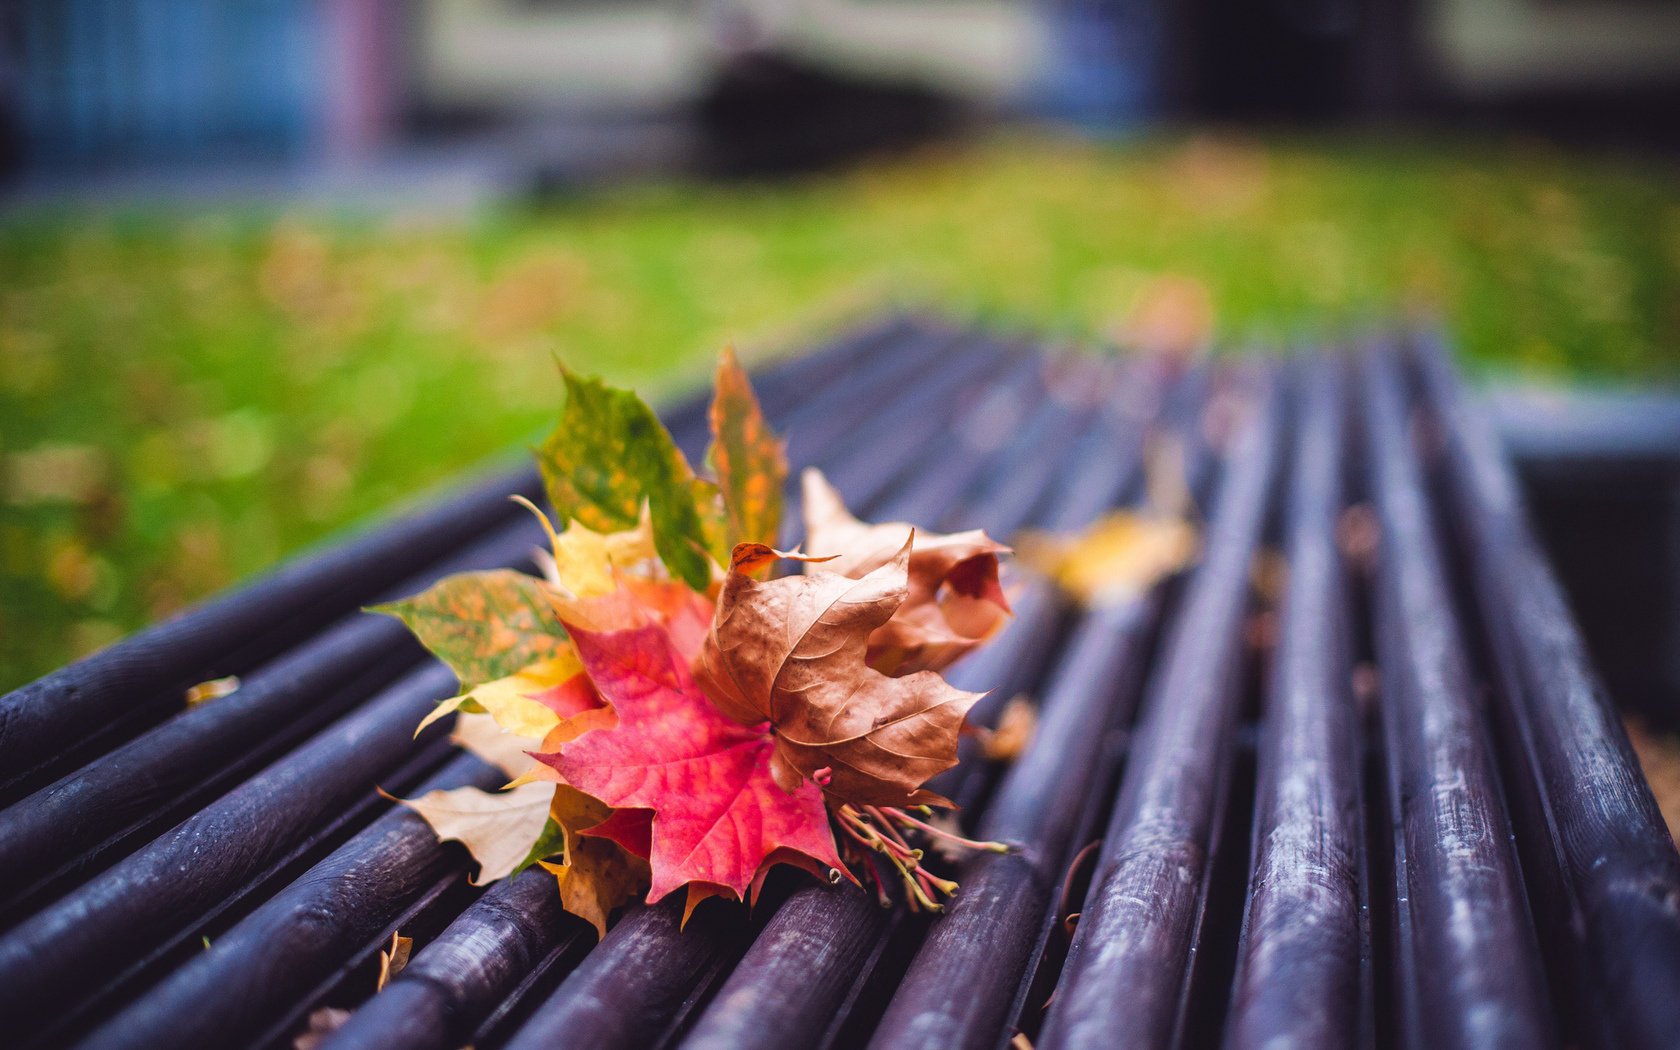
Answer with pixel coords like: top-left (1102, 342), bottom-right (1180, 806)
top-left (293, 1008), bottom-right (351, 1050)
top-left (185, 675), bottom-right (239, 706)
top-left (980, 695), bottom-right (1038, 762)
top-left (375, 932), bottom-right (412, 992)
top-left (398, 781), bottom-right (556, 886)
top-left (1015, 509), bottom-right (1198, 608)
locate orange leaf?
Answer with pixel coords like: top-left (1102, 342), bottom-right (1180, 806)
top-left (709, 347), bottom-right (787, 550)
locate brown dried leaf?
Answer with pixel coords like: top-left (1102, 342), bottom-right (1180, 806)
top-left (375, 932), bottom-right (412, 992)
top-left (695, 538), bottom-right (984, 807)
top-left (802, 468), bottom-right (1011, 674)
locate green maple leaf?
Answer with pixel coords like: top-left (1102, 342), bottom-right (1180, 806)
top-left (538, 367), bottom-right (724, 591)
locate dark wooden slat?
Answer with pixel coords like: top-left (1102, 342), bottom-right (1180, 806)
top-left (0, 661), bottom-right (457, 1034)
top-left (1225, 357), bottom-right (1363, 1049)
top-left (498, 896), bottom-right (752, 1050)
top-left (1413, 337), bottom-right (1680, 1050)
top-left (319, 866), bottom-right (590, 1050)
top-left (869, 368), bottom-right (1225, 1050)
top-left (0, 315), bottom-right (899, 805)
top-left (1358, 346), bottom-right (1555, 1050)
top-left (60, 753), bottom-right (500, 1050)
top-left (0, 522), bottom-right (541, 908)
top-left (1036, 374), bottom-right (1282, 1050)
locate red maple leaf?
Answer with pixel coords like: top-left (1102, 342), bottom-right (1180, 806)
top-left (541, 618), bottom-right (844, 903)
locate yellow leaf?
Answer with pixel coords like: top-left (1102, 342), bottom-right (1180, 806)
top-left (417, 649), bottom-right (592, 741)
top-left (399, 781), bottom-right (556, 886)
top-left (1016, 510), bottom-right (1199, 608)
top-left (451, 711), bottom-right (540, 781)
top-left (538, 785), bottom-right (649, 938)
top-left (185, 675), bottom-right (240, 706)
top-left (524, 500), bottom-right (660, 600)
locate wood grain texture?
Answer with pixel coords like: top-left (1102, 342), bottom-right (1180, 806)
top-left (1226, 357), bottom-right (1364, 1050)
top-left (1360, 346), bottom-right (1555, 1050)
top-left (0, 663), bottom-right (459, 1040)
top-left (1038, 372), bottom-right (1281, 1050)
top-left (1413, 335), bottom-right (1680, 1050)
top-left (70, 753), bottom-right (505, 1050)
top-left (319, 866), bottom-right (588, 1050)
top-left (0, 520), bottom-right (541, 904)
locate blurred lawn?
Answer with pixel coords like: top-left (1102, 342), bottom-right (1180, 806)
top-left (3, 132), bottom-right (1678, 688)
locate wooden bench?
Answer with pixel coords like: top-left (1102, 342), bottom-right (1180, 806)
top-left (0, 317), bottom-right (1675, 1050)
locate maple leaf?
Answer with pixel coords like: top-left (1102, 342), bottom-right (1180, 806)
top-left (801, 468), bottom-right (1011, 675)
top-left (537, 365), bottom-right (726, 591)
top-left (1015, 509), bottom-right (1198, 607)
top-left (708, 347), bottom-right (787, 549)
top-left (374, 569), bottom-right (605, 738)
top-left (397, 781), bottom-right (557, 885)
top-left (694, 538), bottom-right (985, 807)
top-left (539, 615), bottom-right (843, 903)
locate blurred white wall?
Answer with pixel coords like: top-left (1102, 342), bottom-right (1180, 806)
top-left (417, 0), bottom-right (1046, 115)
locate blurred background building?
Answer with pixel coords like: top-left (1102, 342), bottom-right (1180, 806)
top-left (4, 0), bottom-right (1679, 198)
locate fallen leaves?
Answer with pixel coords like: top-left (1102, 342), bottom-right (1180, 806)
top-left (184, 675), bottom-right (239, 706)
top-left (696, 539), bottom-right (985, 807)
top-left (373, 347), bottom-right (1009, 931)
top-left (375, 932), bottom-right (412, 992)
top-left (544, 615), bottom-right (844, 903)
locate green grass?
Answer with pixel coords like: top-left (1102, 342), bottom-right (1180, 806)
top-left (2, 132), bottom-right (1677, 688)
